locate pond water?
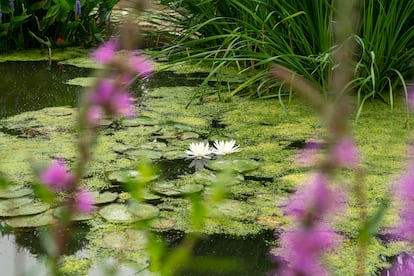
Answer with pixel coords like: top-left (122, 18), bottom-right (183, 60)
top-left (0, 61), bottom-right (276, 275)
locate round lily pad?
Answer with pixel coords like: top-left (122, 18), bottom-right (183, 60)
top-left (121, 116), bottom-right (159, 127)
top-left (255, 216), bottom-right (285, 228)
top-left (209, 199), bottom-right (257, 220)
top-left (112, 144), bottom-right (136, 154)
top-left (102, 229), bottom-right (147, 251)
top-left (92, 191), bottom-right (118, 204)
top-left (0, 185), bottom-right (32, 199)
top-left (178, 183), bottom-right (204, 195)
top-left (43, 107), bottom-right (73, 116)
top-left (64, 77), bottom-right (97, 87)
top-left (181, 132), bottom-right (200, 140)
top-left (106, 170), bottom-right (158, 183)
top-left (127, 202), bottom-right (160, 220)
top-left (150, 182), bottom-right (182, 197)
top-left (163, 150), bottom-right (187, 160)
top-left (206, 159), bottom-right (259, 173)
top-left (5, 210), bottom-right (56, 228)
top-left (0, 197), bottom-right (50, 217)
top-left (140, 142), bottom-right (167, 150)
top-left (98, 204), bottom-right (137, 223)
top-left (125, 149), bottom-right (162, 161)
top-left (150, 218), bottom-right (176, 231)
top-left (142, 190), bottom-right (161, 202)
top-left (53, 206), bottom-right (94, 221)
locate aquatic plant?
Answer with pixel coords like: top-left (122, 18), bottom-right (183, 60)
top-left (156, 0), bottom-right (414, 119)
top-left (212, 140), bottom-right (241, 155)
top-left (185, 141), bottom-right (213, 159)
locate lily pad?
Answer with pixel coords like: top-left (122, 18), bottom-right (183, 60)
top-left (43, 107), bottom-right (74, 116)
top-left (64, 77), bottom-right (97, 87)
top-left (124, 149), bottom-right (162, 161)
top-left (206, 159), bottom-right (259, 173)
top-left (163, 150), bottom-right (187, 160)
top-left (5, 210), bottom-right (56, 228)
top-left (142, 190), bottom-right (162, 202)
top-left (112, 144), bottom-right (136, 154)
top-left (181, 132), bottom-right (200, 140)
top-left (0, 185), bottom-right (32, 199)
top-left (121, 116), bottom-right (159, 127)
top-left (106, 170), bottom-right (158, 183)
top-left (127, 202), bottom-right (160, 220)
top-left (209, 199), bottom-right (257, 220)
top-left (98, 204), bottom-right (137, 223)
top-left (53, 206), bottom-right (94, 221)
top-left (102, 229), bottom-right (148, 251)
top-left (150, 217), bottom-right (176, 231)
top-left (92, 191), bottom-right (118, 204)
top-left (150, 182), bottom-right (182, 197)
top-left (0, 197), bottom-right (50, 217)
top-left (140, 142), bottom-right (167, 150)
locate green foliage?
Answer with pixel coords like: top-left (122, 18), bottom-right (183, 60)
top-left (0, 0), bottom-right (118, 51)
top-left (157, 0), bottom-right (414, 116)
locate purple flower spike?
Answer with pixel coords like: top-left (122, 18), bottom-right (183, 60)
top-left (90, 39), bottom-right (119, 64)
top-left (74, 189), bottom-right (94, 214)
top-left (40, 160), bottom-right (75, 192)
top-left (86, 105), bottom-right (102, 128)
top-left (75, 0), bottom-right (81, 17)
top-left (279, 224), bottom-right (339, 276)
top-left (394, 171), bottom-right (414, 240)
top-left (296, 141), bottom-right (323, 167)
top-left (130, 53), bottom-right (154, 78)
top-left (332, 137), bottom-right (360, 167)
top-left (408, 86), bottom-right (414, 109)
top-left (285, 173), bottom-right (345, 220)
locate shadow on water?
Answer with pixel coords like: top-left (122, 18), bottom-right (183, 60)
top-left (0, 61), bottom-right (215, 118)
top-left (162, 229), bottom-right (276, 276)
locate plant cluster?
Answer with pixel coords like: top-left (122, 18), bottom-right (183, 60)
top-left (0, 0), bottom-right (117, 51)
top-left (157, 0), bottom-right (414, 119)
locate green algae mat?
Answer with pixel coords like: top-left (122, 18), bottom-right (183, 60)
top-left (0, 57), bottom-right (412, 274)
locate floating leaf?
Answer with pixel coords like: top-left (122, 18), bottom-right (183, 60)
top-left (64, 77), bottom-right (97, 87)
top-left (127, 202), bottom-right (160, 220)
top-left (106, 170), bottom-right (158, 183)
top-left (99, 204), bottom-right (137, 223)
top-left (181, 132), bottom-right (200, 140)
top-left (150, 217), bottom-right (176, 231)
top-left (150, 182), bottom-right (182, 197)
top-left (0, 185), bottom-right (32, 199)
top-left (125, 149), bottom-right (162, 161)
top-left (5, 210), bottom-right (56, 228)
top-left (0, 197), bottom-right (50, 217)
top-left (121, 116), bottom-right (159, 127)
top-left (92, 191), bottom-right (118, 204)
top-left (206, 159), bottom-right (259, 173)
top-left (102, 229), bottom-right (148, 250)
top-left (53, 206), bottom-right (94, 221)
top-left (43, 107), bottom-right (73, 116)
top-left (112, 144), bottom-right (136, 154)
top-left (163, 150), bottom-right (187, 160)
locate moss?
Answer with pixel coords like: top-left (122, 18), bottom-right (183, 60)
top-left (0, 48), bottom-right (89, 62)
top-left (60, 256), bottom-right (92, 276)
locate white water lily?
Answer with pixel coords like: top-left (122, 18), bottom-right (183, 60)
top-left (185, 142), bottom-right (213, 159)
top-left (212, 140), bottom-right (240, 155)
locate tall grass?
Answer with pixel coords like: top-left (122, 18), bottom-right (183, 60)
top-left (154, 0), bottom-right (414, 119)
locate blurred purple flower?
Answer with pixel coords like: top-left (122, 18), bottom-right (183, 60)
top-left (383, 252), bottom-right (414, 276)
top-left (130, 53), bottom-right (153, 78)
top-left (296, 141), bottom-right (323, 167)
top-left (40, 160), bottom-right (75, 191)
top-left (90, 79), bottom-right (135, 118)
top-left (408, 86), bottom-right (414, 109)
top-left (394, 171), bottom-right (414, 240)
top-left (332, 137), bottom-right (359, 167)
top-left (90, 39), bottom-right (119, 64)
top-left (75, 0), bottom-right (81, 17)
top-left (74, 189), bottom-right (94, 213)
top-left (278, 223), bottom-right (339, 276)
top-left (285, 173), bottom-right (346, 220)
top-left (86, 105), bottom-right (103, 128)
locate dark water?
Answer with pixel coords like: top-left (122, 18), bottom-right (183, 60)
top-left (0, 61), bottom-right (212, 118)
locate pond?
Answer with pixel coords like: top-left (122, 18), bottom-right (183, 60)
top-left (0, 60), bottom-right (277, 275)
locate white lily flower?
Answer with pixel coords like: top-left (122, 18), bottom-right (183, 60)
top-left (185, 142), bottom-right (213, 159)
top-left (212, 140), bottom-right (240, 155)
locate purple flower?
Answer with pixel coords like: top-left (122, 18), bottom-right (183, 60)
top-left (89, 79), bottom-right (135, 118)
top-left (295, 141), bottom-right (323, 167)
top-left (39, 160), bottom-right (75, 191)
top-left (129, 53), bottom-right (153, 78)
top-left (86, 105), bottom-right (102, 128)
top-left (278, 224), bottom-right (339, 276)
top-left (285, 173), bottom-right (345, 220)
top-left (90, 39), bottom-right (119, 64)
top-left (394, 171), bottom-right (414, 240)
top-left (74, 189), bottom-right (94, 213)
top-left (75, 0), bottom-right (81, 17)
top-left (384, 252), bottom-right (414, 276)
top-left (408, 86), bottom-right (414, 109)
top-left (332, 137), bottom-right (359, 167)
